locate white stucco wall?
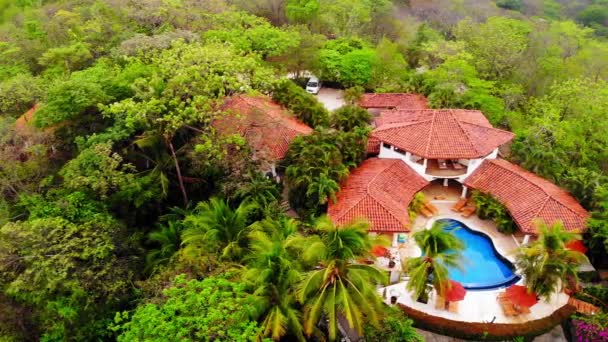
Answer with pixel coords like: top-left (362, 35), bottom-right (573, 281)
top-left (378, 143), bottom-right (499, 184)
top-left (456, 148), bottom-right (498, 183)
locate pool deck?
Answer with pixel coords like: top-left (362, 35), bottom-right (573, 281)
top-left (380, 200), bottom-right (570, 324)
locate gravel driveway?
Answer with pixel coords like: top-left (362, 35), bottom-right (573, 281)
top-left (315, 88), bottom-right (345, 112)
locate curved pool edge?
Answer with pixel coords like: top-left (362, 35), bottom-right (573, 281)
top-left (378, 283), bottom-right (572, 326)
top-left (425, 214), bottom-right (518, 263)
top-left (434, 218), bottom-right (522, 291)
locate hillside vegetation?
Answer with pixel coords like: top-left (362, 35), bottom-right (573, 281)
top-left (0, 0), bottom-right (607, 341)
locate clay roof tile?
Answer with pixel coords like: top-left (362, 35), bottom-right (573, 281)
top-left (464, 159), bottom-right (589, 234)
top-left (328, 158), bottom-right (429, 232)
top-left (215, 95), bottom-right (313, 161)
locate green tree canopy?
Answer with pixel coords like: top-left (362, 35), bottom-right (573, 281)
top-left (113, 274), bottom-right (265, 342)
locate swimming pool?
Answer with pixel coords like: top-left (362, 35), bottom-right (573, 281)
top-left (437, 218), bottom-right (520, 290)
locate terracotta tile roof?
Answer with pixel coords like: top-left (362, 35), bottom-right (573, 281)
top-left (375, 109), bottom-right (492, 128)
top-left (328, 158), bottom-right (429, 232)
top-left (464, 159), bottom-right (589, 234)
top-left (371, 109), bottom-right (514, 159)
top-left (14, 104), bottom-right (58, 135)
top-left (359, 93), bottom-right (429, 109)
top-left (14, 106), bottom-right (38, 134)
top-left (367, 137), bottom-right (381, 154)
top-left (215, 95), bottom-right (313, 161)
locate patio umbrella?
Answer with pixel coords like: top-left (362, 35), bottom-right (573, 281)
top-left (371, 245), bottom-right (390, 258)
top-left (444, 280), bottom-right (466, 302)
top-left (506, 285), bottom-right (538, 308)
top-left (566, 240), bottom-right (587, 254)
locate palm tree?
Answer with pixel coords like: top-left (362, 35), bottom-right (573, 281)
top-left (132, 131), bottom-right (192, 204)
top-left (231, 172), bottom-right (281, 209)
top-left (243, 216), bottom-right (305, 341)
top-left (297, 216), bottom-right (387, 341)
top-left (404, 221), bottom-right (464, 301)
top-left (305, 172), bottom-right (341, 205)
top-left (181, 198), bottom-right (257, 262)
top-left (515, 220), bottom-right (588, 300)
top-left (145, 220), bottom-right (183, 273)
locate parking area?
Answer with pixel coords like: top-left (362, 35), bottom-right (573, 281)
top-left (315, 88), bottom-right (345, 112)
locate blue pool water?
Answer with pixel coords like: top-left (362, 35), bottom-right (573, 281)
top-left (437, 219), bottom-right (520, 290)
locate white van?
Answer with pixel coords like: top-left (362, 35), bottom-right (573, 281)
top-left (306, 76), bottom-right (322, 95)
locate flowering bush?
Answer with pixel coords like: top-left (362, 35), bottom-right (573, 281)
top-left (572, 313), bottom-right (608, 342)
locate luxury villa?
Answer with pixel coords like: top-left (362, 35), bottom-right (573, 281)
top-left (214, 92), bottom-right (594, 330)
top-left (331, 93), bottom-right (589, 246)
top-left (329, 93), bottom-right (594, 330)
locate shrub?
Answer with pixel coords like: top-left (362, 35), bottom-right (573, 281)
top-left (574, 284), bottom-right (608, 309)
top-left (330, 105), bottom-right (372, 132)
top-left (471, 190), bottom-right (517, 234)
top-left (572, 313), bottom-right (608, 342)
top-left (271, 79), bottom-right (329, 127)
top-left (408, 192), bottom-right (427, 221)
top-left (364, 307), bottom-right (423, 342)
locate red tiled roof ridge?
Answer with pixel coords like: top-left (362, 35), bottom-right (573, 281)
top-left (372, 109), bottom-right (514, 159)
top-left (233, 95), bottom-right (308, 129)
top-left (465, 158), bottom-right (589, 234)
top-left (367, 162), bottom-right (414, 226)
top-left (424, 109), bottom-right (437, 156)
top-left (445, 109), bottom-right (479, 156)
top-left (376, 109), bottom-right (497, 129)
top-left (328, 158), bottom-right (429, 232)
top-left (374, 111), bottom-right (486, 156)
top-left (216, 95), bottom-right (312, 161)
top-left (486, 159), bottom-right (588, 218)
top-left (331, 159), bottom-right (399, 223)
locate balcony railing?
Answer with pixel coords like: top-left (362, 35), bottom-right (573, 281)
top-left (417, 159), bottom-right (468, 177)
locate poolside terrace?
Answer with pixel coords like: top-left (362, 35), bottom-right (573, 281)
top-left (379, 201), bottom-right (570, 324)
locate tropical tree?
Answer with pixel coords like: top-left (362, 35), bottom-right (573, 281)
top-left (243, 216), bottom-right (305, 341)
top-left (285, 132), bottom-right (350, 214)
top-left (146, 220), bottom-right (184, 273)
top-left (405, 221), bottom-right (464, 301)
top-left (231, 172), bottom-right (281, 210)
top-left (515, 221), bottom-right (589, 300)
top-left (330, 105), bottom-right (372, 132)
top-left (181, 198), bottom-right (257, 263)
top-left (112, 275), bottom-right (264, 341)
top-left (297, 216), bottom-right (387, 340)
top-left (408, 192), bottom-right (427, 221)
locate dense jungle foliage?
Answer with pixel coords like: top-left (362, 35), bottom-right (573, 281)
top-left (1, 0), bottom-right (608, 341)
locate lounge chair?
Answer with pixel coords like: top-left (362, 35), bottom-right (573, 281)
top-left (419, 207), bottom-right (433, 218)
top-left (500, 300), bottom-right (519, 317)
top-left (424, 202), bottom-right (439, 215)
top-left (448, 301), bottom-right (459, 313)
top-left (451, 160), bottom-right (464, 170)
top-left (437, 159), bottom-right (448, 169)
top-left (460, 207), bottom-right (476, 218)
top-left (451, 199), bottom-right (467, 212)
top-left (435, 296), bottom-right (446, 310)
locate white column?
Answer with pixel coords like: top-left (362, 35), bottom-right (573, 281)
top-left (270, 163), bottom-right (277, 177)
top-left (443, 178), bottom-right (449, 187)
top-left (461, 186), bottom-right (468, 198)
top-left (522, 234), bottom-right (530, 245)
top-left (423, 158), bottom-right (428, 168)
